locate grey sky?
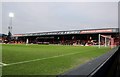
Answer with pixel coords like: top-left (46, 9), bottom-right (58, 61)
top-left (2, 2), bottom-right (118, 34)
top-left (2, 0), bottom-right (120, 2)
top-left (0, 2), bottom-right (2, 34)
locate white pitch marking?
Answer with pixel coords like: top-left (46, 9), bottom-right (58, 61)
top-left (4, 49), bottom-right (97, 67)
top-left (0, 62), bottom-right (8, 66)
top-left (4, 51), bottom-right (86, 67)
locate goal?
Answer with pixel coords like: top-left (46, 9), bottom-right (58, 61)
top-left (98, 34), bottom-right (114, 48)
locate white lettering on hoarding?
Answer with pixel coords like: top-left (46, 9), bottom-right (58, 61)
top-left (80, 29), bottom-right (112, 34)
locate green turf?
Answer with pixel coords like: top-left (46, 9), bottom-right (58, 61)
top-left (2, 44), bottom-right (111, 75)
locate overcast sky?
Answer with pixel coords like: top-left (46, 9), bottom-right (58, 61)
top-left (2, 2), bottom-right (118, 34)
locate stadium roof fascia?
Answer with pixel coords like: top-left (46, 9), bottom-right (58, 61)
top-left (13, 28), bottom-right (119, 37)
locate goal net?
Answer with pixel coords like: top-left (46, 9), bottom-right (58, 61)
top-left (98, 34), bottom-right (113, 48)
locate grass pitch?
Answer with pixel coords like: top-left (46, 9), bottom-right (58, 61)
top-left (2, 44), bottom-right (111, 75)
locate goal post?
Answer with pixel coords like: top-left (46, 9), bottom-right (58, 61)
top-left (98, 34), bottom-right (101, 48)
top-left (26, 38), bottom-right (29, 45)
top-left (98, 34), bottom-right (112, 48)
